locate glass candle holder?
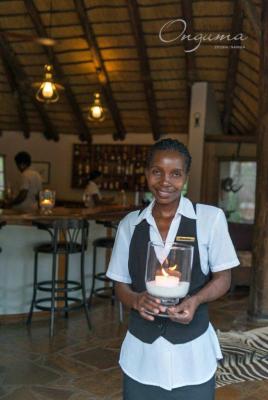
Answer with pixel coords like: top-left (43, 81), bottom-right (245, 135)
top-left (39, 189), bottom-right (56, 215)
top-left (145, 241), bottom-right (194, 308)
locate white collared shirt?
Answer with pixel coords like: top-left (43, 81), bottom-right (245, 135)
top-left (13, 168), bottom-right (42, 212)
top-left (107, 196), bottom-right (239, 390)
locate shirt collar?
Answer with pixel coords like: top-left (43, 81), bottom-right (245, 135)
top-left (133, 195), bottom-right (197, 226)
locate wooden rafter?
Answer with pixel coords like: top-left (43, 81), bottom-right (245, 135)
top-left (181, 0), bottom-right (197, 86)
top-left (240, 0), bottom-right (261, 41)
top-left (222, 0), bottom-right (244, 135)
top-left (24, 0), bottom-right (91, 142)
top-left (0, 45), bottom-right (30, 138)
top-left (205, 134), bottom-right (256, 143)
top-left (127, 0), bottom-right (161, 141)
top-left (248, 0), bottom-right (268, 320)
top-left (0, 34), bottom-right (58, 141)
top-left (74, 0), bottom-right (126, 140)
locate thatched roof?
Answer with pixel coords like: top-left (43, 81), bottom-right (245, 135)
top-left (0, 0), bottom-right (260, 142)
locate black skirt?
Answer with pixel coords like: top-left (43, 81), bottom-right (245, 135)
top-left (123, 373), bottom-right (215, 400)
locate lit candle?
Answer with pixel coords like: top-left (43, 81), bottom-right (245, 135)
top-left (146, 266), bottom-right (189, 299)
top-left (41, 199), bottom-right (52, 207)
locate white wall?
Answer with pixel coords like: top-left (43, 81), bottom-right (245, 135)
top-left (0, 131), bottom-right (187, 201)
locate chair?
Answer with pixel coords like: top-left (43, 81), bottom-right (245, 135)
top-left (27, 218), bottom-right (91, 337)
top-left (88, 221), bottom-right (118, 306)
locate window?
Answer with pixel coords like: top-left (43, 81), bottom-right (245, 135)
top-left (218, 159), bottom-right (256, 223)
top-left (0, 155), bottom-right (5, 200)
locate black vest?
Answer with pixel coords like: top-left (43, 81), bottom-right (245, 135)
top-left (128, 209), bottom-right (211, 344)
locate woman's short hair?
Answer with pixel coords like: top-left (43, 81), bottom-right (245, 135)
top-left (146, 138), bottom-right (192, 173)
top-left (14, 151), bottom-right (31, 167)
top-left (89, 170), bottom-right (102, 181)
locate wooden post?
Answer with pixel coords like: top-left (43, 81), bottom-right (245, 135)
top-left (248, 0), bottom-right (268, 321)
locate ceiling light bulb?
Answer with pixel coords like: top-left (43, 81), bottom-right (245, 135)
top-left (87, 92), bottom-right (105, 122)
top-left (42, 81), bottom-right (54, 98)
top-left (91, 105), bottom-right (102, 119)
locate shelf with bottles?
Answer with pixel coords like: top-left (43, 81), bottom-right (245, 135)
top-left (72, 143), bottom-right (150, 191)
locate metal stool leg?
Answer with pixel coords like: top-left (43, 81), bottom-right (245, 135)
top-left (50, 252), bottom-right (57, 337)
top-left (80, 244), bottom-right (91, 329)
top-left (88, 244), bottom-right (97, 306)
top-left (27, 251), bottom-right (39, 325)
top-left (111, 281), bottom-right (115, 306)
top-left (64, 254), bottom-right (69, 319)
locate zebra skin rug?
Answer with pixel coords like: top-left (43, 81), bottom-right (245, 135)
top-left (216, 326), bottom-right (268, 387)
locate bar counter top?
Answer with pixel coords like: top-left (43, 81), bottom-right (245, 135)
top-left (0, 204), bottom-right (138, 225)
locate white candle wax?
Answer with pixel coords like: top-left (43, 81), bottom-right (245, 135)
top-left (155, 275), bottom-right (179, 287)
top-left (146, 280), bottom-right (190, 298)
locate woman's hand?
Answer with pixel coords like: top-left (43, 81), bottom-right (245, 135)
top-left (135, 292), bottom-right (165, 321)
top-left (167, 295), bottom-right (199, 324)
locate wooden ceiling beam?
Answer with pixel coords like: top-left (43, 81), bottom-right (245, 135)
top-left (0, 34), bottom-right (58, 141)
top-left (74, 0), bottom-right (126, 140)
top-left (222, 0), bottom-right (244, 135)
top-left (181, 0), bottom-right (198, 86)
top-left (0, 48), bottom-right (30, 138)
top-left (127, 0), bottom-right (161, 141)
top-left (240, 0), bottom-right (261, 41)
top-left (24, 0), bottom-right (91, 142)
top-left (248, 0), bottom-right (268, 321)
top-left (205, 134), bottom-right (256, 143)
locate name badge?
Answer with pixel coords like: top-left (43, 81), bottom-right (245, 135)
top-left (176, 236), bottom-right (195, 242)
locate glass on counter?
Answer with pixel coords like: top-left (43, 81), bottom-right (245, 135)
top-left (39, 189), bottom-right (56, 214)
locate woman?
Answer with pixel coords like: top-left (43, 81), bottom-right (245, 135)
top-left (107, 138), bottom-right (239, 400)
top-left (83, 170), bottom-right (113, 207)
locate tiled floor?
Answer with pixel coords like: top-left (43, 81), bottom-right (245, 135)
top-left (0, 288), bottom-right (267, 399)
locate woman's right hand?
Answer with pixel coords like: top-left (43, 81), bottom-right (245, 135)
top-left (135, 292), bottom-right (164, 321)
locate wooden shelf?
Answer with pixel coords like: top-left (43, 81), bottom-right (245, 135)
top-left (72, 144), bottom-right (149, 191)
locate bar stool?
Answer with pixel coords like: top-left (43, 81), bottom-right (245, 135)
top-left (88, 221), bottom-right (117, 305)
top-left (27, 218), bottom-right (91, 337)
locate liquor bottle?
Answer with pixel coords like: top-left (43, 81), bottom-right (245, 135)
top-left (117, 155), bottom-right (122, 175)
top-left (78, 162), bottom-right (83, 176)
top-left (120, 189), bottom-right (127, 206)
top-left (85, 160), bottom-right (90, 174)
top-left (103, 154), bottom-right (109, 174)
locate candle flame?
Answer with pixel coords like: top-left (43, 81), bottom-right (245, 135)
top-left (169, 264), bottom-right (177, 271)
top-left (161, 267), bottom-right (169, 277)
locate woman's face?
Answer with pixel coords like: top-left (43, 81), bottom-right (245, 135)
top-left (145, 150), bottom-right (188, 205)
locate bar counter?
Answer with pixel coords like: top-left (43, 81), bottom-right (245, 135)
top-left (0, 204), bottom-right (137, 317)
top-left (0, 204), bottom-right (137, 224)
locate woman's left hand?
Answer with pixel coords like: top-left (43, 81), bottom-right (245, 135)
top-left (167, 296), bottom-right (199, 324)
